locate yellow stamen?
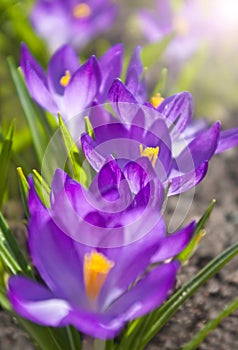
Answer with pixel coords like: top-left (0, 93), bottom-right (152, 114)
top-left (139, 144), bottom-right (159, 168)
top-left (73, 3), bottom-right (91, 19)
top-left (60, 70), bottom-right (71, 87)
top-left (84, 250), bottom-right (114, 301)
top-left (150, 93), bottom-right (164, 108)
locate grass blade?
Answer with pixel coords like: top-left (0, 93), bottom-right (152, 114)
top-left (182, 297), bottom-right (238, 350)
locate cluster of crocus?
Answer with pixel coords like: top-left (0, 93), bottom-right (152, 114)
top-left (82, 79), bottom-right (238, 196)
top-left (10, 41), bottom-right (238, 341)
top-left (8, 162), bottom-right (196, 338)
top-left (30, 0), bottom-right (118, 52)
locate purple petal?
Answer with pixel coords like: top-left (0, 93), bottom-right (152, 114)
top-left (175, 122), bottom-right (221, 172)
top-left (99, 44), bottom-right (124, 102)
top-left (8, 276), bottom-right (71, 327)
top-left (152, 221), bottom-right (196, 262)
top-left (215, 127), bottom-right (238, 154)
top-left (81, 133), bottom-right (106, 172)
top-left (64, 56), bottom-right (101, 119)
top-left (107, 261), bottom-right (179, 320)
top-left (144, 117), bottom-right (172, 180)
top-left (20, 43), bottom-right (45, 82)
top-left (50, 168), bottom-right (93, 231)
top-left (47, 45), bottom-right (79, 96)
top-left (96, 158), bottom-right (125, 200)
top-left (89, 103), bottom-right (115, 129)
top-left (28, 175), bottom-right (87, 305)
top-left (157, 92), bottom-right (194, 140)
top-left (123, 159), bottom-right (150, 194)
top-left (20, 44), bottom-right (58, 114)
top-left (98, 215), bottom-right (166, 308)
top-left (125, 47), bottom-right (143, 94)
top-left (8, 276), bottom-right (122, 339)
top-left (168, 161), bottom-right (208, 195)
top-left (109, 79), bottom-right (140, 123)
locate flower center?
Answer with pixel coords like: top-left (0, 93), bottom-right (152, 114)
top-left (84, 250), bottom-right (114, 301)
top-left (59, 70), bottom-right (71, 87)
top-left (139, 145), bottom-right (159, 167)
top-left (150, 93), bottom-right (164, 108)
top-left (73, 3), bottom-right (91, 19)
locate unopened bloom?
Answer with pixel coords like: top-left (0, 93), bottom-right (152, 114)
top-left (31, 0), bottom-right (117, 52)
top-left (8, 162), bottom-right (195, 339)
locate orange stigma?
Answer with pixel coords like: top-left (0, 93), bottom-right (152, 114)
top-left (84, 250), bottom-right (114, 301)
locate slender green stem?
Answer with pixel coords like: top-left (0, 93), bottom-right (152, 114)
top-left (66, 326), bottom-right (77, 350)
top-left (66, 326), bottom-right (82, 350)
top-left (182, 297), bottom-right (238, 350)
top-left (0, 243), bottom-right (21, 274)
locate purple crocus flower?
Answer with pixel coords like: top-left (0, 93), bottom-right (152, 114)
top-left (81, 80), bottom-right (238, 196)
top-left (8, 162), bottom-right (195, 339)
top-left (30, 0), bottom-right (117, 52)
top-left (20, 43), bottom-right (145, 120)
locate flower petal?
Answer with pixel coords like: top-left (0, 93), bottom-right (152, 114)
top-left (47, 44), bottom-right (79, 96)
top-left (8, 276), bottom-right (71, 327)
top-left (81, 133), bottom-right (106, 172)
top-left (28, 176), bottom-right (87, 305)
top-left (64, 56), bottom-right (101, 119)
top-left (107, 261), bottom-right (179, 320)
top-left (20, 44), bottom-right (58, 114)
top-left (151, 221), bottom-right (196, 262)
top-left (99, 44), bottom-right (124, 102)
top-left (215, 127), bottom-right (238, 154)
top-left (98, 214), bottom-right (166, 308)
top-left (175, 122), bottom-right (221, 172)
top-left (157, 92), bottom-right (194, 139)
top-left (168, 161), bottom-right (208, 195)
top-left (125, 46), bottom-right (146, 102)
top-left (109, 79), bottom-right (139, 123)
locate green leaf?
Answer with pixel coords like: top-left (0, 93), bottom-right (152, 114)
top-left (66, 326), bottom-right (82, 350)
top-left (0, 121), bottom-right (14, 209)
top-left (177, 199), bottom-right (216, 264)
top-left (182, 297), bottom-right (238, 350)
top-left (17, 167), bottom-right (30, 218)
top-left (0, 284), bottom-right (11, 310)
top-left (84, 116), bottom-right (95, 139)
top-left (7, 58), bottom-right (51, 164)
top-left (18, 318), bottom-right (63, 350)
top-left (58, 114), bottom-right (88, 186)
top-left (32, 169), bottom-right (51, 208)
top-left (0, 212), bottom-right (32, 276)
top-left (141, 34), bottom-right (174, 68)
top-left (138, 242), bottom-right (238, 349)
